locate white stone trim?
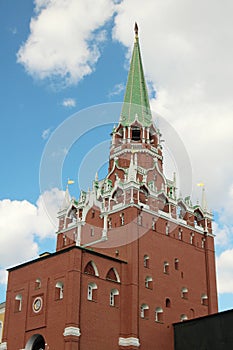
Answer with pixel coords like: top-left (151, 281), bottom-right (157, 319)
top-left (63, 326), bottom-right (81, 337)
top-left (0, 342), bottom-right (7, 350)
top-left (118, 337), bottom-right (140, 347)
top-left (110, 148), bottom-right (162, 161)
top-left (100, 201), bottom-right (208, 237)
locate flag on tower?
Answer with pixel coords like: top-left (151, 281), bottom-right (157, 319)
top-left (67, 179), bottom-right (74, 185)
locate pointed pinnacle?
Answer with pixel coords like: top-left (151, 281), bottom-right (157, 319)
top-left (134, 22), bottom-right (138, 37)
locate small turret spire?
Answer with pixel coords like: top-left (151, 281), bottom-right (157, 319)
top-left (134, 22), bottom-right (138, 38)
top-left (62, 185), bottom-right (70, 210)
top-left (201, 186), bottom-right (208, 212)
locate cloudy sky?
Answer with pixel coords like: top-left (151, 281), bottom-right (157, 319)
top-left (1, 0), bottom-right (233, 311)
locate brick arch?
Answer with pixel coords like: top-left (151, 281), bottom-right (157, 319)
top-left (112, 187), bottom-right (123, 200)
top-left (84, 261), bottom-right (99, 277)
top-left (25, 334), bottom-right (46, 350)
top-left (106, 267), bottom-right (120, 283)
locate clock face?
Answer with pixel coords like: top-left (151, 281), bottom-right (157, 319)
top-left (32, 297), bottom-right (43, 313)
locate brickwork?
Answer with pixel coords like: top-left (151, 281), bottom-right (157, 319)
top-left (1, 25), bottom-right (218, 350)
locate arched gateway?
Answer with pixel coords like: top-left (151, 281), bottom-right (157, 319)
top-left (25, 334), bottom-right (45, 350)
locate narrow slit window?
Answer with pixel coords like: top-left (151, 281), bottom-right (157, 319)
top-left (164, 261), bottom-right (169, 274)
top-left (174, 258), bottom-right (179, 270)
top-left (55, 282), bottom-right (64, 300)
top-left (143, 255), bottom-right (149, 268)
top-left (165, 298), bottom-right (171, 308)
top-left (15, 294), bottom-right (22, 312)
top-left (181, 287), bottom-right (188, 299)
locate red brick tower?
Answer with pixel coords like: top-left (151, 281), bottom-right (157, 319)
top-left (1, 24), bottom-right (218, 350)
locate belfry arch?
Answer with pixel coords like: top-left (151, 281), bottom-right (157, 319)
top-left (25, 334), bottom-right (46, 350)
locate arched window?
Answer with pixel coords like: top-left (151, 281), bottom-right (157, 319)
top-left (178, 228), bottom-right (183, 240)
top-left (87, 282), bottom-right (97, 301)
top-left (145, 276), bottom-right (153, 289)
top-left (180, 314), bottom-right (188, 321)
top-left (120, 213), bottom-right (124, 226)
top-left (106, 268), bottom-right (120, 283)
top-left (55, 281), bottom-right (64, 300)
top-left (174, 258), bottom-right (179, 270)
top-left (63, 234), bottom-right (67, 246)
top-left (177, 203), bottom-right (186, 219)
top-left (201, 294), bottom-right (208, 306)
top-left (164, 261), bottom-right (169, 274)
top-left (155, 307), bottom-right (163, 323)
top-left (181, 287), bottom-right (188, 299)
top-left (140, 304), bottom-right (149, 319)
top-left (190, 232), bottom-right (195, 245)
top-left (137, 213), bottom-right (142, 226)
top-left (35, 278), bottom-right (41, 290)
top-left (201, 238), bottom-right (205, 248)
top-left (165, 222), bottom-right (170, 235)
top-left (15, 294), bottom-right (22, 312)
top-left (165, 298), bottom-right (171, 308)
top-left (84, 261), bottom-right (99, 276)
top-left (113, 188), bottom-right (123, 203)
top-left (132, 127), bottom-right (140, 141)
top-left (194, 209), bottom-right (204, 225)
top-left (152, 217), bottom-right (156, 230)
top-left (143, 255), bottom-right (149, 268)
top-left (110, 289), bottom-right (119, 307)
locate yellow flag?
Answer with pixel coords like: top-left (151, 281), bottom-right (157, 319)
top-left (197, 182), bottom-right (204, 187)
top-left (68, 179), bottom-right (75, 185)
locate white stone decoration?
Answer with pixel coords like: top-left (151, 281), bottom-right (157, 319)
top-left (118, 337), bottom-right (140, 347)
top-left (63, 326), bottom-right (81, 337)
top-left (0, 342), bottom-right (7, 350)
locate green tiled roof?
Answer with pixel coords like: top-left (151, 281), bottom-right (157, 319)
top-left (120, 24), bottom-right (152, 127)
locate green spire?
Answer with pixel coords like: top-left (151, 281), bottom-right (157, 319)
top-left (120, 23), bottom-right (152, 127)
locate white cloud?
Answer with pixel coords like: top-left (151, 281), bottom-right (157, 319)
top-left (17, 0), bottom-right (116, 86)
top-left (62, 98), bottom-right (76, 108)
top-left (0, 270), bottom-right (8, 286)
top-left (0, 188), bottom-right (64, 283)
top-left (214, 222), bottom-right (232, 248)
top-left (217, 249), bottom-right (233, 293)
top-left (42, 127), bottom-right (51, 139)
top-left (108, 82), bottom-right (125, 97)
top-left (113, 0), bottom-right (233, 221)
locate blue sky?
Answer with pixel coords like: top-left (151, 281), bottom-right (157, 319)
top-left (1, 0), bottom-right (233, 312)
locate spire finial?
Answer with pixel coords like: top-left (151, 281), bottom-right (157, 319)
top-left (134, 22), bottom-right (138, 38)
